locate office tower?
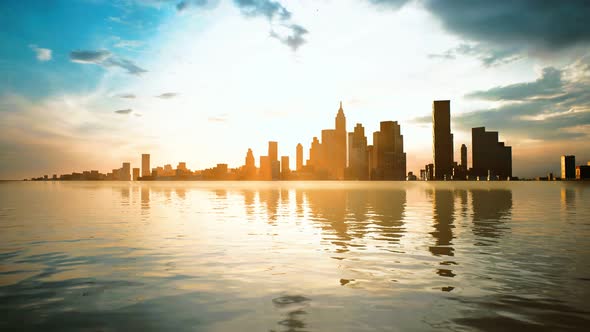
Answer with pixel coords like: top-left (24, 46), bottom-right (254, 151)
top-left (271, 160), bottom-right (280, 180)
top-left (334, 102), bottom-right (347, 179)
top-left (561, 155), bottom-right (575, 180)
top-left (296, 143), bottom-right (303, 171)
top-left (121, 162), bottom-right (131, 181)
top-left (132, 168), bottom-right (140, 181)
top-left (142, 154), bottom-right (150, 177)
top-left (321, 129), bottom-right (336, 173)
top-left (576, 165), bottom-right (590, 180)
top-left (259, 156), bottom-right (271, 180)
top-left (472, 127), bottom-right (512, 179)
top-left (432, 100), bottom-right (454, 180)
top-left (281, 156), bottom-right (290, 179)
top-left (461, 144), bottom-right (467, 171)
top-left (309, 137), bottom-right (321, 168)
top-left (367, 145), bottom-right (374, 178)
top-left (373, 121), bottom-right (406, 180)
top-left (243, 148), bottom-right (256, 179)
top-left (348, 132), bottom-right (354, 168)
top-left (268, 141), bottom-right (278, 163)
top-left (349, 123), bottom-right (369, 180)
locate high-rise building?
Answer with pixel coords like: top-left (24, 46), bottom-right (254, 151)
top-left (281, 156), bottom-right (290, 179)
top-left (309, 137), bottom-right (321, 168)
top-left (576, 165), bottom-right (590, 180)
top-left (268, 141), bottom-right (278, 163)
top-left (460, 144), bottom-right (467, 171)
top-left (296, 143), bottom-right (303, 171)
top-left (132, 168), bottom-right (140, 181)
top-left (271, 160), bottom-right (280, 180)
top-left (141, 154), bottom-right (150, 177)
top-left (561, 155), bottom-right (575, 180)
top-left (472, 127), bottom-right (512, 179)
top-left (349, 123), bottom-right (368, 180)
top-left (259, 156), bottom-right (271, 180)
top-left (432, 100), bottom-right (454, 180)
top-left (244, 148), bottom-right (256, 179)
top-left (334, 102), bottom-right (347, 179)
top-left (121, 162), bottom-right (131, 181)
top-left (372, 121), bottom-right (406, 180)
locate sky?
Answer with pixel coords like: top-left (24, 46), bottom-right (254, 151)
top-left (1, 0), bottom-right (589, 179)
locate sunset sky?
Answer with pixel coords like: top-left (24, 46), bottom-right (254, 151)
top-left (1, 0), bottom-right (589, 179)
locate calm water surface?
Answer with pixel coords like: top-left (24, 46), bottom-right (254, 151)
top-left (1, 181), bottom-right (589, 331)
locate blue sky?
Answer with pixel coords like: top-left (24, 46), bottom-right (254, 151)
top-left (1, 0), bottom-right (589, 179)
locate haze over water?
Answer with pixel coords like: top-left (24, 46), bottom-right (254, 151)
top-left (1, 181), bottom-right (589, 331)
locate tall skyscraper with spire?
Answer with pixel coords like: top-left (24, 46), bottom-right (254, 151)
top-left (334, 101), bottom-right (347, 179)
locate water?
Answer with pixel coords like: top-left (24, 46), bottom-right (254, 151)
top-left (0, 181), bottom-right (589, 331)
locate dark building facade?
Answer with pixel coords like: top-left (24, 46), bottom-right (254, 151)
top-left (349, 123), bottom-right (369, 180)
top-left (561, 155), bottom-right (575, 180)
top-left (432, 100), bottom-right (454, 180)
top-left (471, 127), bottom-right (512, 179)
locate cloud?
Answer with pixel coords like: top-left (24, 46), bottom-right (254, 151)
top-left (115, 109), bottom-right (133, 114)
top-left (232, 0), bottom-right (307, 51)
top-left (29, 44), bottom-right (52, 61)
top-left (116, 93), bottom-right (136, 99)
top-left (428, 43), bottom-right (522, 67)
top-left (448, 58), bottom-right (590, 140)
top-left (270, 24), bottom-right (308, 51)
top-left (70, 50), bottom-right (147, 75)
top-left (114, 39), bottom-right (144, 49)
top-left (466, 67), bottom-right (564, 101)
top-left (233, 0), bottom-right (291, 20)
top-left (371, 1), bottom-right (590, 65)
top-left (176, 0), bottom-right (211, 11)
top-left (156, 92), bottom-right (178, 99)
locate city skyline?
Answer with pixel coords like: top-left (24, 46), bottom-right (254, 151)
top-left (1, 1), bottom-right (590, 179)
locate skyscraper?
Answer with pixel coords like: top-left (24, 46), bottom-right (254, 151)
top-left (349, 123), bottom-right (368, 180)
top-left (432, 100), bottom-right (454, 180)
top-left (132, 168), bottom-right (140, 181)
top-left (244, 148), bottom-right (256, 179)
top-left (461, 144), bottom-right (467, 171)
top-left (296, 143), bottom-right (303, 171)
top-left (309, 137), bottom-right (321, 168)
top-left (472, 127), bottom-right (512, 179)
top-left (281, 156), bottom-right (290, 179)
top-left (121, 162), bottom-right (131, 181)
top-left (334, 102), bottom-right (347, 179)
top-left (268, 141), bottom-right (278, 163)
top-left (561, 155), bottom-right (575, 180)
top-left (373, 121), bottom-right (406, 180)
top-left (141, 154), bottom-right (150, 177)
top-left (259, 156), bottom-right (271, 180)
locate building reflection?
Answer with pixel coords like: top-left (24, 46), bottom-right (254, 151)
top-left (560, 186), bottom-right (575, 211)
top-left (368, 189), bottom-right (406, 244)
top-left (427, 189), bottom-right (458, 279)
top-left (271, 295), bottom-right (311, 332)
top-left (471, 189), bottom-right (512, 245)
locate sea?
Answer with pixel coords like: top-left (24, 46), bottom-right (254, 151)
top-left (1, 181), bottom-right (589, 331)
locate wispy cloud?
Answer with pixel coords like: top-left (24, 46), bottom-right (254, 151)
top-left (116, 93), bottom-right (136, 99)
top-left (114, 109), bottom-right (133, 114)
top-left (29, 44), bottom-right (52, 62)
top-left (156, 92), bottom-right (178, 99)
top-left (428, 43), bottom-right (522, 67)
top-left (70, 50), bottom-right (147, 75)
top-left (208, 113), bottom-right (228, 122)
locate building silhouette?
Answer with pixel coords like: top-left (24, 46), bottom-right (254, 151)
top-left (561, 155), bottom-right (575, 180)
top-left (349, 123), bottom-right (368, 180)
top-left (371, 121), bottom-right (406, 180)
top-left (281, 156), bottom-right (290, 179)
top-left (121, 162), bottom-right (131, 181)
top-left (259, 156), bottom-right (271, 180)
top-left (296, 143), bottom-right (303, 171)
top-left (432, 100), bottom-right (454, 180)
top-left (132, 167), bottom-right (140, 181)
top-left (142, 154), bottom-right (150, 177)
top-left (244, 148), bottom-right (256, 179)
top-left (471, 127), bottom-right (512, 179)
top-left (268, 141), bottom-right (278, 163)
top-left (576, 165), bottom-right (590, 180)
top-left (460, 144), bottom-right (467, 171)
